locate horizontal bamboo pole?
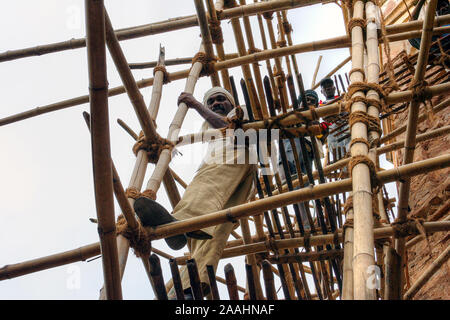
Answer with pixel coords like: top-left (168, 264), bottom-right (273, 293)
top-left (2, 220), bottom-right (449, 282)
top-left (0, 68), bottom-right (190, 127)
top-left (0, 0), bottom-right (327, 63)
top-left (3, 24), bottom-right (449, 128)
top-left (381, 97), bottom-right (450, 144)
top-left (146, 154), bottom-right (450, 240)
top-left (403, 245), bottom-right (450, 300)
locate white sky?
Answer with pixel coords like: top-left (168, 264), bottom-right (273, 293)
top-left (0, 0), bottom-right (398, 300)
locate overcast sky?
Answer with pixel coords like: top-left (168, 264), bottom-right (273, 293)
top-left (0, 0), bottom-right (398, 300)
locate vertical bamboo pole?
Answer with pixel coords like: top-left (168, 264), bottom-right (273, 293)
top-left (85, 0), bottom-right (122, 300)
top-left (349, 0), bottom-right (377, 300)
top-left (342, 202), bottom-right (354, 299)
top-left (395, 0), bottom-right (438, 297)
top-left (206, 265), bottom-right (221, 300)
top-left (205, 0), bottom-right (232, 92)
top-left (239, 0), bottom-right (269, 118)
top-left (194, 0), bottom-right (221, 87)
top-left (281, 10), bottom-right (302, 90)
top-left (149, 254), bottom-right (168, 300)
top-left (261, 260), bottom-right (278, 300)
top-left (221, 0), bottom-right (262, 119)
top-left (225, 263), bottom-right (240, 300)
top-left (263, 6), bottom-right (289, 106)
top-left (239, 218), bottom-right (265, 299)
top-left (253, 1), bottom-right (279, 103)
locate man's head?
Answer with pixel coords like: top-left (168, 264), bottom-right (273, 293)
top-left (298, 89), bottom-right (319, 107)
top-left (203, 87), bottom-right (235, 116)
top-left (320, 77), bottom-right (336, 100)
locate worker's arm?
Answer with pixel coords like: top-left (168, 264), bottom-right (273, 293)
top-left (178, 92), bottom-right (228, 128)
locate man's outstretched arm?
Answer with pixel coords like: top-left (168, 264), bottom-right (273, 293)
top-left (178, 92), bottom-right (229, 128)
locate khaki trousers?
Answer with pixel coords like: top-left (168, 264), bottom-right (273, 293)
top-left (171, 161), bottom-right (256, 294)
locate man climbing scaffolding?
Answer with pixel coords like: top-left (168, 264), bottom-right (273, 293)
top-left (133, 86), bottom-right (257, 299)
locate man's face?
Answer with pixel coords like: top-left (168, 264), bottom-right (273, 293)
top-left (306, 95), bottom-right (318, 107)
top-left (321, 81), bottom-right (336, 100)
top-left (206, 93), bottom-right (234, 116)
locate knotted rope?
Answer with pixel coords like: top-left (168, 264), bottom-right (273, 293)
top-left (126, 186), bottom-right (157, 201)
top-left (116, 215), bottom-right (151, 258)
top-left (208, 19), bottom-right (224, 45)
top-left (132, 131), bottom-right (175, 165)
top-left (192, 51), bottom-right (218, 76)
top-left (153, 65), bottom-right (170, 84)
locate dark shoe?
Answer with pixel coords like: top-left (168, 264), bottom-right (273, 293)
top-left (186, 230), bottom-right (213, 240)
top-left (134, 197), bottom-right (187, 250)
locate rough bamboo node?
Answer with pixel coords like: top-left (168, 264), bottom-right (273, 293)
top-left (348, 155), bottom-right (379, 192)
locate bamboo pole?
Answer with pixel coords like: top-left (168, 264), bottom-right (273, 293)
top-left (205, 0), bottom-right (232, 92)
top-left (2, 220), bottom-right (449, 282)
top-left (239, 218), bottom-right (265, 299)
top-left (261, 260), bottom-right (277, 300)
top-left (117, 118), bottom-right (139, 141)
top-left (403, 245), bottom-right (450, 300)
top-left (3, 26), bottom-right (449, 128)
top-left (226, 0), bottom-right (263, 120)
top-left (349, 0), bottom-right (376, 300)
top-left (384, 246), bottom-right (402, 300)
top-left (169, 258), bottom-right (185, 300)
top-left (311, 55), bottom-right (323, 88)
top-left (224, 263), bottom-right (240, 300)
top-left (149, 254), bottom-right (168, 300)
top-left (312, 56), bottom-right (351, 90)
top-left (148, 154), bottom-right (450, 241)
top-left (239, 0), bottom-right (269, 118)
top-left (206, 265), bottom-right (221, 300)
top-left (194, 0), bottom-right (221, 86)
top-left (381, 98), bottom-right (450, 144)
top-left (281, 10), bottom-right (302, 91)
top-left (85, 0), bottom-right (122, 300)
top-left (0, 0), bottom-right (333, 63)
top-left (342, 203), bottom-right (354, 300)
top-left (144, 49), bottom-right (204, 194)
top-left (104, 10), bottom-right (157, 141)
top-left (187, 259), bottom-right (204, 300)
top-left (395, 0), bottom-right (439, 298)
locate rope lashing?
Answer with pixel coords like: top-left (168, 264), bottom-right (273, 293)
top-left (262, 11), bottom-right (274, 20)
top-left (126, 187), bottom-right (157, 201)
top-left (276, 40), bottom-right (287, 48)
top-left (116, 215), bottom-right (151, 258)
top-left (282, 21), bottom-right (293, 34)
top-left (391, 217), bottom-right (427, 238)
top-left (153, 65), bottom-right (170, 84)
top-left (345, 81), bottom-right (389, 112)
top-left (132, 131), bottom-right (175, 164)
top-left (192, 51), bottom-right (218, 76)
top-left (347, 17), bottom-right (366, 34)
top-left (348, 155), bottom-right (379, 192)
top-left (208, 19), bottom-right (224, 45)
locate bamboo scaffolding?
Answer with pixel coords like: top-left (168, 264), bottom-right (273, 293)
top-left (85, 0), bottom-right (122, 300)
top-left (381, 97), bottom-right (450, 144)
top-left (239, 0), bottom-right (269, 118)
top-left (261, 260), bottom-right (278, 300)
top-left (3, 219), bottom-right (449, 282)
top-left (0, 0), bottom-right (333, 63)
top-left (205, 0), bottom-right (232, 92)
top-left (395, 0), bottom-right (439, 298)
top-left (149, 254), bottom-right (168, 300)
top-left (225, 0), bottom-right (263, 120)
top-left (312, 56), bottom-right (351, 90)
top-left (348, 0), bottom-right (376, 300)
top-left (194, 0), bottom-right (221, 86)
top-left (403, 245), bottom-right (450, 300)
top-left (143, 49), bottom-right (204, 195)
top-left (147, 154), bottom-right (450, 242)
top-left (206, 265), bottom-right (221, 300)
top-left (3, 23), bottom-right (449, 128)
